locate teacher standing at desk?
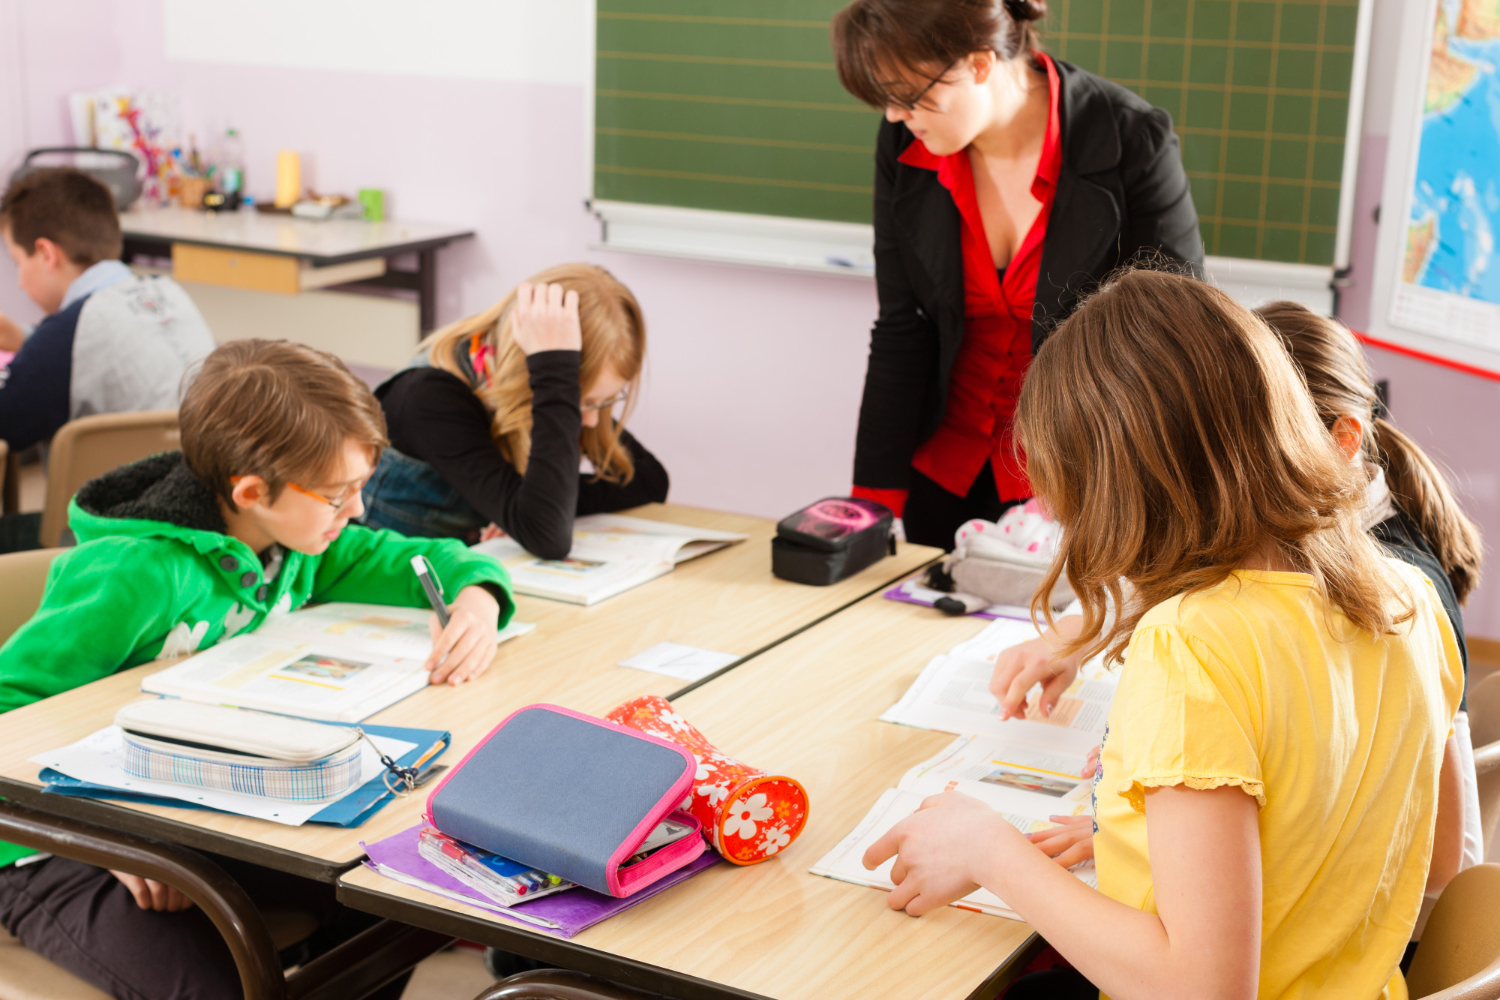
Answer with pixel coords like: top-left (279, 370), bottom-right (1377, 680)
top-left (832, 0), bottom-right (1203, 548)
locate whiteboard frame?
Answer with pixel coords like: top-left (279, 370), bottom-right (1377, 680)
top-left (1366, 0), bottom-right (1500, 377)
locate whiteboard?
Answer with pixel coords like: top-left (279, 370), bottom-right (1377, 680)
top-left (1368, 0), bottom-right (1500, 377)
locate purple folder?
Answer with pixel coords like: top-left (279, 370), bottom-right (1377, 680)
top-left (361, 824), bottom-right (719, 939)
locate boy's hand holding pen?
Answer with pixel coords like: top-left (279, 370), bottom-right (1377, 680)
top-left (412, 556), bottom-right (502, 686)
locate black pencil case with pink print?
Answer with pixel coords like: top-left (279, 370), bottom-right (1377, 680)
top-left (771, 497), bottom-right (896, 586)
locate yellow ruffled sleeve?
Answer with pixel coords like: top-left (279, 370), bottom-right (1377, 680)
top-left (1113, 624), bottom-right (1266, 812)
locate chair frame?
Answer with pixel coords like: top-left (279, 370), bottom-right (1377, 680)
top-left (0, 801), bottom-right (453, 1000)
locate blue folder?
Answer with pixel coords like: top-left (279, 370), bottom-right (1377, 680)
top-left (39, 724), bottom-right (449, 829)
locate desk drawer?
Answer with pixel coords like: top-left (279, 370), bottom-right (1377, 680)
top-left (171, 244), bottom-right (384, 295)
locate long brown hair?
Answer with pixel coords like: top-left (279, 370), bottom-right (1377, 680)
top-left (1257, 301), bottom-right (1483, 602)
top-left (832, 0), bottom-right (1048, 109)
top-left (420, 263), bottom-right (645, 484)
top-left (1017, 270), bottom-right (1413, 664)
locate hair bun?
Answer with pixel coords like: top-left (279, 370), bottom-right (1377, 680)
top-left (1003, 0), bottom-right (1048, 22)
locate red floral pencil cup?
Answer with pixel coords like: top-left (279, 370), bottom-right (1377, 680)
top-left (606, 696), bottom-right (809, 865)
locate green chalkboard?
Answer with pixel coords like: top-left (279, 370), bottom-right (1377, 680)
top-left (594, 0), bottom-right (1358, 265)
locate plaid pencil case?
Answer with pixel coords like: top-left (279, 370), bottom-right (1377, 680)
top-left (115, 700), bottom-right (364, 802)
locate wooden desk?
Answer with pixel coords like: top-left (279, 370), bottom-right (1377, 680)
top-left (0, 504), bottom-right (937, 883)
top-left (338, 591), bottom-right (1041, 1000)
top-left (119, 206), bottom-right (475, 332)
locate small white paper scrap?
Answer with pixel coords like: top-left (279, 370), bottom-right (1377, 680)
top-left (618, 642), bottom-right (739, 682)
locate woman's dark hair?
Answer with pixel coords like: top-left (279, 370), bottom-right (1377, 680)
top-left (832, 0), bottom-right (1048, 109)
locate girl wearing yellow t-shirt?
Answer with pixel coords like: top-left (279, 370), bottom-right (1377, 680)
top-left (864, 269), bottom-right (1465, 1000)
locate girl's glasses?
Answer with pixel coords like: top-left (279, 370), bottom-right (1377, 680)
top-left (886, 59), bottom-right (959, 112)
top-left (582, 391), bottom-right (629, 413)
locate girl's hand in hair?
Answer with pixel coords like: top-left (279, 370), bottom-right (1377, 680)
top-left (989, 614), bottom-right (1086, 720)
top-left (511, 282), bottom-right (582, 354)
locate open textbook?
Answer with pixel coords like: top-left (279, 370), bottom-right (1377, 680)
top-left (880, 617), bottom-right (1117, 750)
top-left (811, 733), bottom-right (1097, 920)
top-left (472, 513), bottom-right (747, 605)
top-left (142, 603), bottom-right (535, 723)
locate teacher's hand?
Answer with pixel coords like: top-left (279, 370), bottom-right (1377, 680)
top-left (511, 282), bottom-right (582, 355)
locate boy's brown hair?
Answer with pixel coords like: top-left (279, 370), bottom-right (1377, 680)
top-left (1016, 269), bottom-right (1412, 664)
top-left (0, 167), bottom-right (124, 265)
top-left (180, 339), bottom-right (388, 508)
top-left (1258, 301), bottom-right (1483, 603)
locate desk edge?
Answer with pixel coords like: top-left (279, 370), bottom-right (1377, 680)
top-left (0, 776), bottom-right (359, 883)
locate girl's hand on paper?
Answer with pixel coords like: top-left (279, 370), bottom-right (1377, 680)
top-left (426, 586), bottom-right (501, 685)
top-left (111, 871), bottom-right (194, 912)
top-left (1027, 814), bottom-right (1096, 868)
top-left (478, 523), bottom-right (507, 543)
top-left (511, 282), bottom-right (581, 355)
top-left (862, 791), bottom-right (1023, 916)
top-left (1083, 744), bottom-right (1100, 778)
top-left (990, 614), bottom-right (1087, 720)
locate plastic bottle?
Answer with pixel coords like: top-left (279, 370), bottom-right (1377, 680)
top-left (218, 128), bottom-right (244, 195)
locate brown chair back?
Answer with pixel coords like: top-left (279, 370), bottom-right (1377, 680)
top-left (39, 410), bottom-right (179, 547)
top-left (0, 548), bottom-right (65, 646)
top-left (1409, 863), bottom-right (1500, 999)
top-left (1469, 674), bottom-right (1500, 860)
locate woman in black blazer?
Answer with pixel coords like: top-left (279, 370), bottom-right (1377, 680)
top-left (833, 0), bottom-right (1203, 548)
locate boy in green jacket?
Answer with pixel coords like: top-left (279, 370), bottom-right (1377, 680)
top-left (0, 339), bottom-right (513, 1000)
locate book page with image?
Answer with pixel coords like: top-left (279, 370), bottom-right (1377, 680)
top-left (811, 734), bottom-right (1097, 920)
top-left (142, 634), bottom-right (431, 722)
top-left (473, 514), bottom-right (746, 605)
top-left (880, 618), bottom-right (1117, 746)
top-left (254, 602), bottom-right (534, 661)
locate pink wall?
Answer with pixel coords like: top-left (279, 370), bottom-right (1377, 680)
top-left (4, 0), bottom-right (1499, 636)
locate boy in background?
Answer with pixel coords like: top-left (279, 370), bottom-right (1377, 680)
top-left (0, 339), bottom-right (513, 1000)
top-left (0, 166), bottom-right (215, 452)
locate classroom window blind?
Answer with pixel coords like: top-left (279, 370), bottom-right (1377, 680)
top-left (593, 0), bottom-right (1360, 267)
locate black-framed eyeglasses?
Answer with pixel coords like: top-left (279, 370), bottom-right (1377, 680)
top-left (886, 59), bottom-right (959, 112)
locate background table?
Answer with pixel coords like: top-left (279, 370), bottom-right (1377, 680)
top-left (119, 206), bottom-right (474, 333)
top-left (339, 590), bottom-right (1041, 1000)
top-left (0, 504), bottom-right (938, 882)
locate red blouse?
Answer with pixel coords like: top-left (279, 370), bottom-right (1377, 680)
top-left (854, 52), bottom-right (1063, 518)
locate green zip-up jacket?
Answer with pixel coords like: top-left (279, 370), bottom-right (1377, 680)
top-left (0, 452), bottom-right (513, 867)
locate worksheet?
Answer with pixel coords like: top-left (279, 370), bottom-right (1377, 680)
top-left (880, 618), bottom-right (1116, 750)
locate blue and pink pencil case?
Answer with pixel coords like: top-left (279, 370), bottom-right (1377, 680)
top-left (424, 704), bottom-right (705, 897)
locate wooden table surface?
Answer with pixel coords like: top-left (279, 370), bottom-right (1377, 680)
top-left (339, 590), bottom-right (1040, 1000)
top-left (0, 504), bottom-right (938, 881)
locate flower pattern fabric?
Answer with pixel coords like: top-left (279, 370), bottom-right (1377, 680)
top-left (606, 695), bottom-right (809, 865)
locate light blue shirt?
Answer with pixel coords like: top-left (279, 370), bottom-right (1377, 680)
top-left (60, 259), bottom-right (133, 312)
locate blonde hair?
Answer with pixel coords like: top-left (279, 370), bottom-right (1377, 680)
top-left (420, 263), bottom-right (645, 483)
top-left (1016, 270), bottom-right (1413, 664)
top-left (1257, 301), bottom-right (1483, 603)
